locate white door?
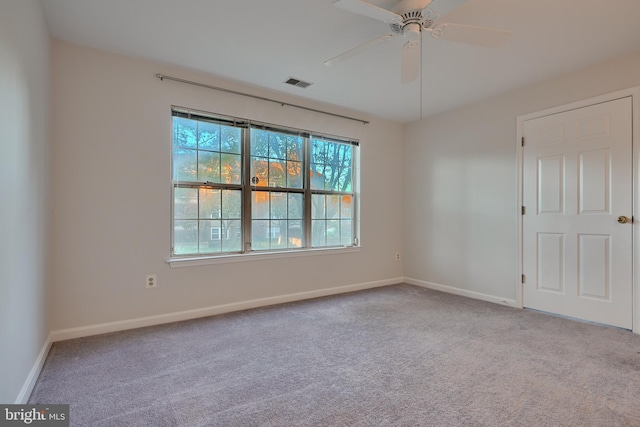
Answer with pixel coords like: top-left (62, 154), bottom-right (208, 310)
top-left (522, 97), bottom-right (633, 329)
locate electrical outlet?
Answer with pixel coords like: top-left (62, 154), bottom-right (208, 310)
top-left (395, 252), bottom-right (400, 261)
top-left (145, 274), bottom-right (157, 289)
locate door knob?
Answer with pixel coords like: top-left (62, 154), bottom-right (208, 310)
top-left (617, 216), bottom-right (630, 224)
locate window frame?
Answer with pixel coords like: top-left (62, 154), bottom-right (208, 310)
top-left (169, 106), bottom-right (359, 263)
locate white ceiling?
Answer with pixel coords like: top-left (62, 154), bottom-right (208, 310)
top-left (40, 0), bottom-right (640, 123)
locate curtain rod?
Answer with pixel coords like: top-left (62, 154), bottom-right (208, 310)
top-left (155, 73), bottom-right (369, 125)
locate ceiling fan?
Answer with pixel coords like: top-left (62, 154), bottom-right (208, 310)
top-left (325, 0), bottom-right (510, 83)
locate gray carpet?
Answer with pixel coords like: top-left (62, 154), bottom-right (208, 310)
top-left (29, 284), bottom-right (640, 426)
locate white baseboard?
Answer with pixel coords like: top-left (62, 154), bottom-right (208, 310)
top-left (23, 277), bottom-right (507, 402)
top-left (15, 333), bottom-right (53, 404)
top-left (51, 277), bottom-right (402, 342)
top-left (403, 277), bottom-right (518, 308)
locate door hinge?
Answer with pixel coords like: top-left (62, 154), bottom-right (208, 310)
top-left (521, 206), bottom-right (526, 215)
top-left (521, 274), bottom-right (526, 284)
top-left (521, 137), bottom-right (525, 147)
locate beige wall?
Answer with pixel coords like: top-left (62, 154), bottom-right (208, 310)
top-left (404, 49), bottom-right (640, 301)
top-left (0, 0), bottom-right (51, 403)
top-left (49, 40), bottom-right (404, 331)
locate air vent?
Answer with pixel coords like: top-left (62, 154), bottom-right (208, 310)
top-left (284, 77), bottom-right (313, 89)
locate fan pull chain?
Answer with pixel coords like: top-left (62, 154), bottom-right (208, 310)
top-left (420, 30), bottom-right (423, 121)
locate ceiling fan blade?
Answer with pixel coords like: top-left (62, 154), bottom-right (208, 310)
top-left (428, 0), bottom-right (469, 18)
top-left (401, 39), bottom-right (420, 84)
top-left (433, 23), bottom-right (510, 48)
top-left (333, 0), bottom-right (402, 24)
top-left (325, 33), bottom-right (395, 66)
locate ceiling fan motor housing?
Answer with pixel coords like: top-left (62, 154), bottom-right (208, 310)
top-left (390, 0), bottom-right (438, 36)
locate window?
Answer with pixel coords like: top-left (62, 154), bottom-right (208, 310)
top-left (211, 227), bottom-right (221, 241)
top-left (210, 227), bottom-right (231, 241)
top-left (171, 107), bottom-right (358, 257)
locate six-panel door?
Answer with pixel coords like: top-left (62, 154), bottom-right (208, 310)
top-left (522, 97), bottom-right (633, 329)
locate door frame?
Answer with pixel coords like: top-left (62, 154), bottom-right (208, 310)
top-left (516, 87), bottom-right (640, 334)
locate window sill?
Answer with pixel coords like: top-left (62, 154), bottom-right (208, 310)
top-left (167, 246), bottom-right (361, 268)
